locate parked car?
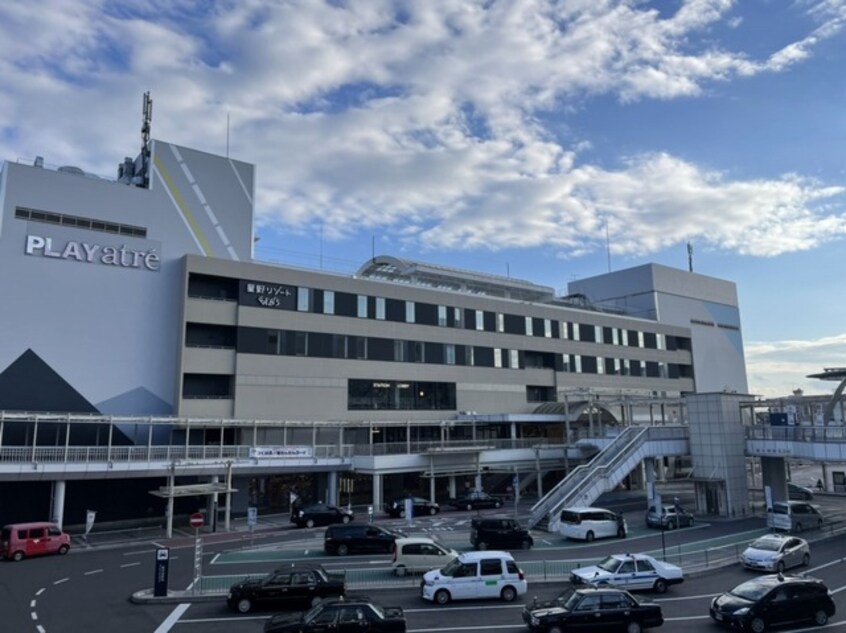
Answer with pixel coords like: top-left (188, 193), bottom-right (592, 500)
top-left (421, 550), bottom-right (526, 605)
top-left (291, 503), bottom-right (354, 528)
top-left (740, 534), bottom-right (810, 573)
top-left (227, 564), bottom-right (345, 613)
top-left (710, 574), bottom-right (835, 632)
top-left (788, 482), bottom-right (815, 500)
top-left (769, 500), bottom-right (824, 533)
top-left (392, 537), bottom-right (459, 576)
top-left (0, 522), bottom-right (71, 561)
top-left (385, 496), bottom-right (440, 518)
top-left (449, 491), bottom-right (502, 511)
top-left (324, 524), bottom-right (403, 556)
top-left (523, 586), bottom-right (664, 633)
top-left (570, 553), bottom-right (684, 594)
top-left (264, 596), bottom-right (406, 633)
top-left (470, 517), bottom-right (533, 550)
top-left (644, 505), bottom-right (695, 530)
top-left (559, 507), bottom-right (626, 541)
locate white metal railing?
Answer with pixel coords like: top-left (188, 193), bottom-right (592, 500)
top-left (745, 425), bottom-right (846, 442)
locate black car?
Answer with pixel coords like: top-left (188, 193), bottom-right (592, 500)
top-left (385, 496), bottom-right (440, 518)
top-left (470, 517), bottom-right (533, 550)
top-left (523, 586), bottom-right (663, 633)
top-left (291, 503), bottom-right (354, 528)
top-left (448, 491), bottom-right (502, 511)
top-left (710, 574), bottom-right (835, 632)
top-left (264, 596), bottom-right (407, 633)
top-left (324, 524), bottom-right (404, 556)
top-left (227, 564), bottom-right (345, 613)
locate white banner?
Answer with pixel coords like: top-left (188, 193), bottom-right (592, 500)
top-left (249, 446), bottom-right (313, 459)
top-left (84, 509), bottom-right (97, 536)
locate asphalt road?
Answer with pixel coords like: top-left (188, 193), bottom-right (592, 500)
top-left (3, 491), bottom-right (846, 633)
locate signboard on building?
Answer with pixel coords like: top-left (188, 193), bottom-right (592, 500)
top-left (239, 280), bottom-right (296, 310)
top-left (249, 446), bottom-right (312, 459)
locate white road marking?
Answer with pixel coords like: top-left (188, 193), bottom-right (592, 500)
top-left (36, 626), bottom-right (45, 633)
top-left (53, 578), bottom-right (69, 585)
top-left (31, 611), bottom-right (38, 620)
top-left (30, 600), bottom-right (36, 608)
top-left (808, 558), bottom-right (846, 573)
top-left (656, 592), bottom-right (718, 602)
top-left (120, 562), bottom-right (141, 568)
top-left (153, 603), bottom-right (191, 633)
top-left (84, 569), bottom-right (103, 575)
top-left (36, 588), bottom-right (45, 596)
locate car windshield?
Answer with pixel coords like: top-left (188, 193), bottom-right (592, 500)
top-left (440, 558), bottom-right (462, 576)
top-left (368, 604), bottom-right (385, 619)
top-left (597, 556), bottom-right (621, 572)
top-left (749, 538), bottom-right (781, 552)
top-left (303, 603), bottom-right (325, 622)
top-left (730, 579), bottom-right (774, 601)
top-left (552, 587), bottom-right (577, 608)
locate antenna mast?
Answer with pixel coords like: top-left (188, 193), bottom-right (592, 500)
top-left (687, 241), bottom-right (694, 272)
top-left (141, 92), bottom-right (153, 188)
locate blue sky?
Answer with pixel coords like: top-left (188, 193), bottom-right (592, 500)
top-left (1, 0), bottom-right (846, 397)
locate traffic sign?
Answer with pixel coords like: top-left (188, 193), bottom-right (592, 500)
top-left (189, 512), bottom-right (204, 528)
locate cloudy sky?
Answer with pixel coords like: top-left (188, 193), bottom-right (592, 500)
top-left (1, 0), bottom-right (845, 397)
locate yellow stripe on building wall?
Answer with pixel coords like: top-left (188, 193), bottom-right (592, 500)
top-left (154, 154), bottom-right (214, 257)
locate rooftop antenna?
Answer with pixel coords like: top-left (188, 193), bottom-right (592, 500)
top-left (687, 241), bottom-right (694, 272)
top-left (141, 91), bottom-right (153, 188)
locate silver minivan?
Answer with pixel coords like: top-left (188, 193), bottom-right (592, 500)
top-left (392, 537), bottom-right (458, 576)
top-left (770, 501), bottom-right (824, 532)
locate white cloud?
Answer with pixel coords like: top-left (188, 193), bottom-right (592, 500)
top-left (746, 332), bottom-right (846, 398)
top-left (1, 0), bottom-right (845, 260)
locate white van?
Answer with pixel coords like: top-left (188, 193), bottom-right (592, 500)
top-left (421, 550), bottom-right (527, 605)
top-left (559, 507), bottom-right (627, 542)
top-left (392, 537), bottom-right (458, 576)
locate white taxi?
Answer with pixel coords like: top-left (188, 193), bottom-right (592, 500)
top-left (569, 553), bottom-right (684, 593)
top-left (421, 550), bottom-right (527, 605)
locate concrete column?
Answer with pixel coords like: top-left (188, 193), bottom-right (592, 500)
top-left (761, 456), bottom-right (788, 503)
top-left (372, 473), bottom-right (382, 512)
top-left (535, 450), bottom-right (543, 498)
top-left (448, 476), bottom-right (457, 498)
top-left (430, 474), bottom-right (436, 503)
top-left (510, 421), bottom-right (517, 442)
top-left (166, 470), bottom-right (175, 539)
top-left (328, 471), bottom-right (339, 506)
top-left (644, 458), bottom-right (657, 499)
top-left (208, 474), bottom-right (220, 532)
top-left (656, 456), bottom-right (666, 482)
top-left (821, 463), bottom-right (828, 491)
top-left (51, 480), bottom-right (66, 529)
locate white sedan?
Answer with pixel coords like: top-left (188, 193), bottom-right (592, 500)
top-left (740, 534), bottom-right (810, 572)
top-left (569, 553), bottom-right (684, 593)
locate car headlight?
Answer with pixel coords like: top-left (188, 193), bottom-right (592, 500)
top-left (733, 607), bottom-right (749, 616)
top-left (530, 617), bottom-right (540, 626)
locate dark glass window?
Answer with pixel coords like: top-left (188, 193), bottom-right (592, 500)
top-left (415, 303), bottom-right (438, 326)
top-left (643, 332), bottom-right (657, 349)
top-left (182, 374), bottom-right (232, 398)
top-left (188, 273), bottom-right (239, 300)
top-left (185, 323), bottom-right (236, 348)
top-left (347, 380), bottom-right (456, 410)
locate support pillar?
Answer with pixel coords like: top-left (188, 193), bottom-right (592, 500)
top-left (644, 458), bottom-right (657, 500)
top-left (208, 475), bottom-right (220, 532)
top-left (761, 457), bottom-right (788, 503)
top-left (50, 480), bottom-right (66, 529)
top-left (166, 470), bottom-right (175, 539)
top-left (328, 471), bottom-right (339, 506)
top-left (372, 473), bottom-right (382, 513)
top-left (448, 476), bottom-right (457, 499)
top-left (430, 474), bottom-right (436, 503)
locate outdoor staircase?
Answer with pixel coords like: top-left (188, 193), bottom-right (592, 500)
top-left (527, 425), bottom-right (689, 531)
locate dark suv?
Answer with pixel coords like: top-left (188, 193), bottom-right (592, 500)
top-left (324, 524), bottom-right (404, 556)
top-left (710, 574), bottom-right (835, 632)
top-left (470, 517), bottom-right (533, 550)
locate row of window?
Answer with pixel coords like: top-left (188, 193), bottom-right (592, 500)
top-left (190, 324), bottom-right (694, 380)
top-left (187, 274), bottom-right (692, 352)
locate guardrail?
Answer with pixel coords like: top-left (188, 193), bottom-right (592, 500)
top-left (191, 521), bottom-right (846, 596)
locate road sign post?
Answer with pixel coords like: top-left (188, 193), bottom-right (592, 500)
top-left (189, 512), bottom-right (204, 592)
top-left (153, 547), bottom-right (170, 597)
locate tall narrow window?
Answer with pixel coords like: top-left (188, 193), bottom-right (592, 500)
top-left (496, 313), bottom-right (504, 333)
top-left (323, 290), bottom-right (335, 315)
top-left (494, 348), bottom-right (503, 368)
top-left (525, 317), bottom-right (533, 336)
top-left (638, 331), bottom-right (645, 348)
top-left (454, 307), bottom-right (462, 328)
top-left (465, 346), bottom-right (475, 366)
top-left (297, 287), bottom-right (310, 312)
top-left (594, 325), bottom-right (602, 343)
top-left (438, 305), bottom-right (447, 327)
top-left (612, 328), bottom-right (620, 346)
top-left (405, 301), bottom-right (415, 323)
top-left (475, 310), bottom-right (484, 331)
top-left (376, 297), bottom-right (386, 320)
top-left (544, 319), bottom-right (552, 338)
top-left (357, 295), bottom-right (368, 318)
top-left (561, 322), bottom-right (569, 340)
top-left (445, 344), bottom-right (456, 365)
top-left (572, 324), bottom-right (580, 342)
top-left (394, 340), bottom-right (405, 362)
top-left (509, 349), bottom-right (519, 369)
top-left (573, 355), bottom-right (582, 373)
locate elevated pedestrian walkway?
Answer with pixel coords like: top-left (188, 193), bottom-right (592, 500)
top-left (527, 425), bottom-right (690, 531)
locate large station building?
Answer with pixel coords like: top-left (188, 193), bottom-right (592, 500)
top-left (0, 123), bottom-right (750, 528)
